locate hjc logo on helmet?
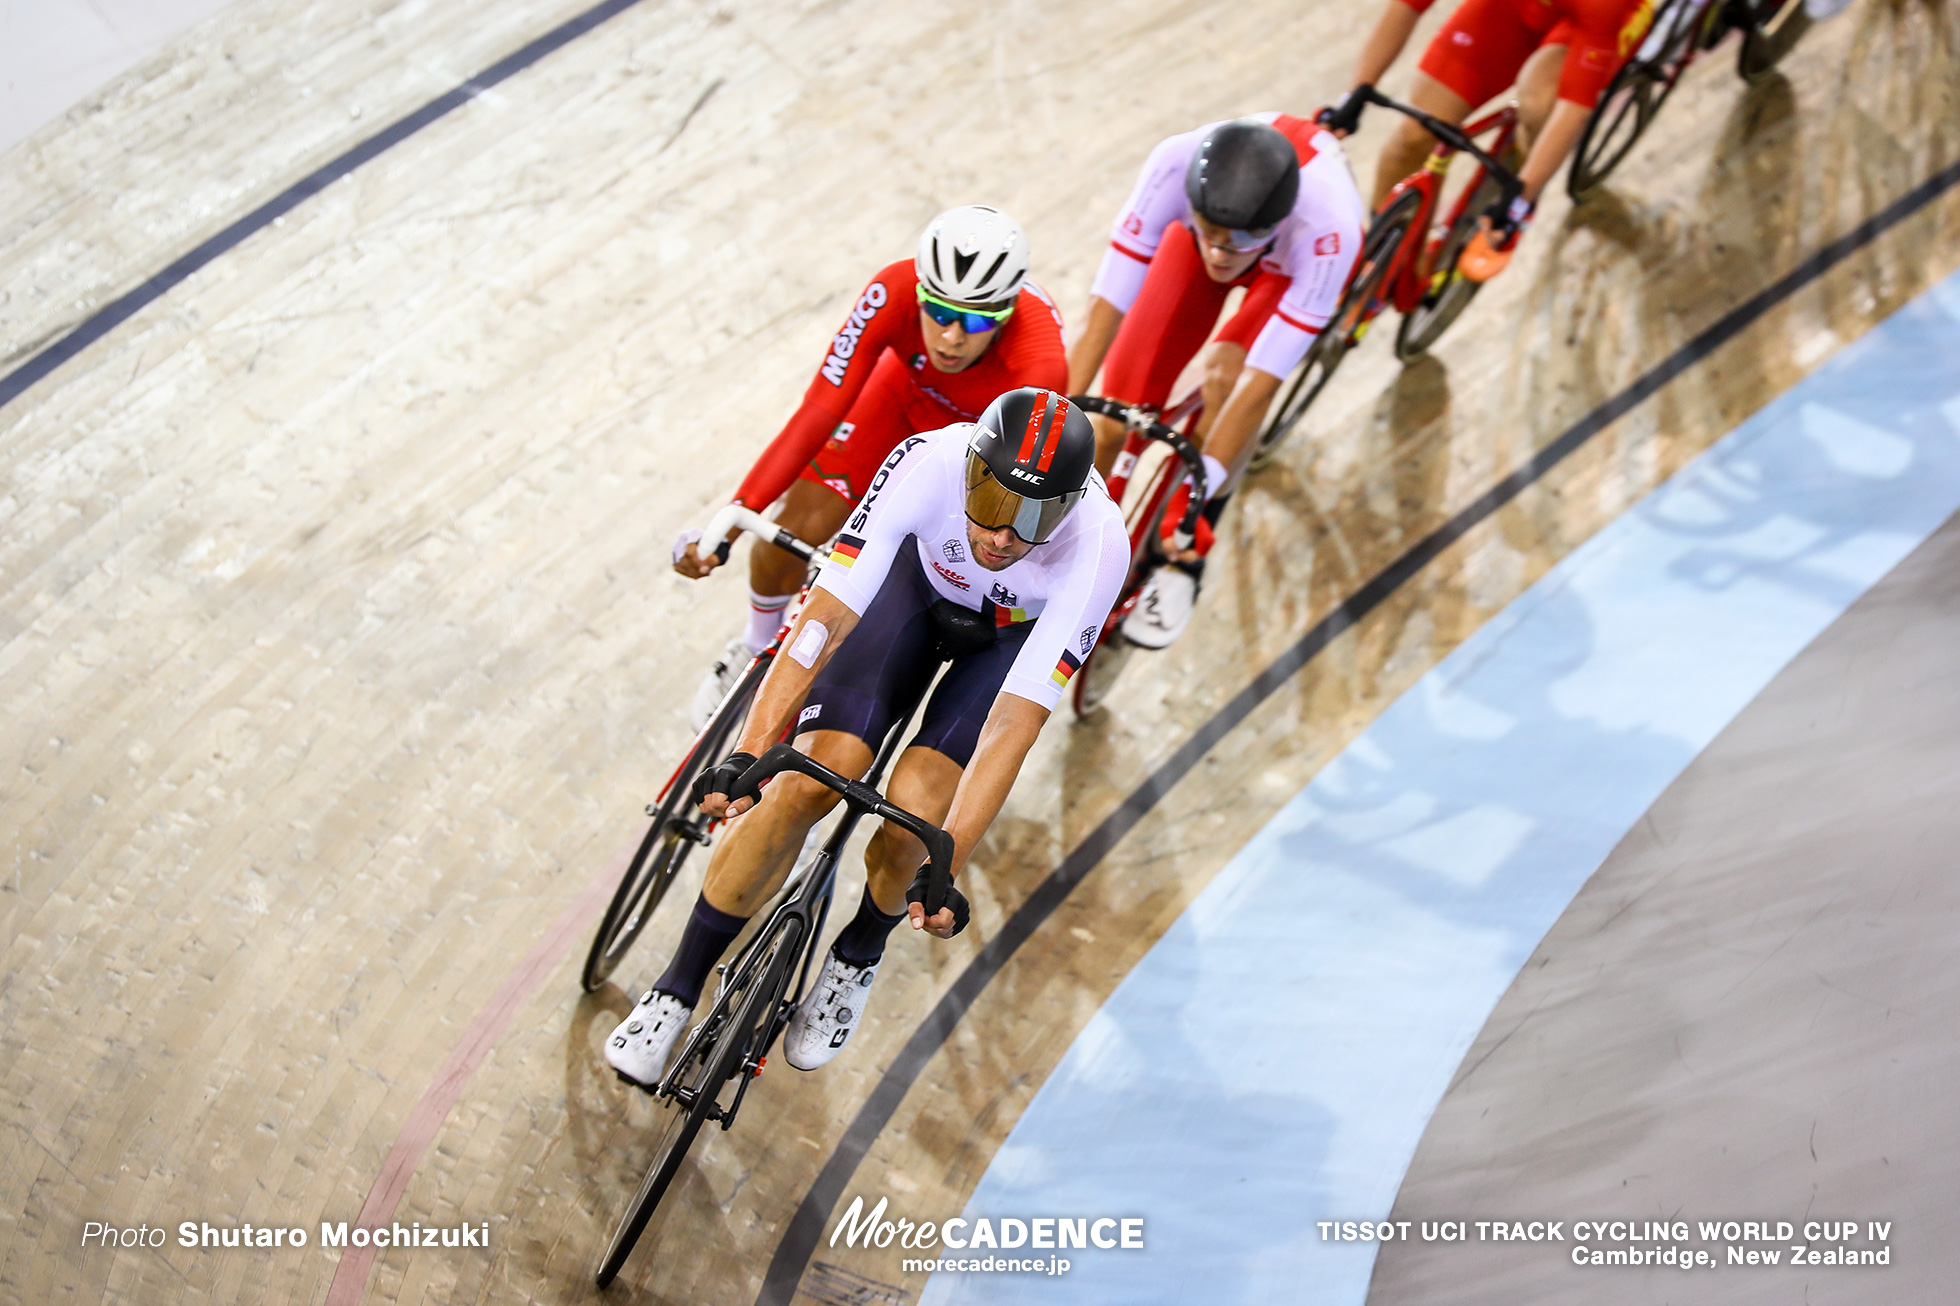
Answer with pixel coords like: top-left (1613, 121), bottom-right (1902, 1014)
top-left (1007, 466), bottom-right (1040, 483)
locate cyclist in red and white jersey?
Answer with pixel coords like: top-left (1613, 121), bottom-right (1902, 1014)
top-left (1326, 0), bottom-right (1654, 278)
top-left (674, 206), bottom-right (1067, 725)
top-left (608, 390), bottom-right (1127, 1085)
top-left (1068, 114), bottom-right (1365, 648)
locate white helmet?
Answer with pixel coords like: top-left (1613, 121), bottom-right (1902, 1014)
top-left (916, 205), bottom-right (1030, 308)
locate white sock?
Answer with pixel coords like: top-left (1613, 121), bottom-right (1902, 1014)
top-left (744, 590), bottom-right (792, 653)
top-left (1199, 453), bottom-right (1230, 502)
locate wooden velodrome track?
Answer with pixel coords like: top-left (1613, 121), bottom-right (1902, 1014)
top-left (4, 0), bottom-right (1957, 1302)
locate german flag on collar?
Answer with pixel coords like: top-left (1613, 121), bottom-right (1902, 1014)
top-left (1049, 647), bottom-right (1083, 688)
top-left (828, 534), bottom-right (864, 568)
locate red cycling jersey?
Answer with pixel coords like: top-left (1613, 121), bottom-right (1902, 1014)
top-left (733, 259), bottom-right (1067, 510)
top-left (1411, 0), bottom-right (1654, 110)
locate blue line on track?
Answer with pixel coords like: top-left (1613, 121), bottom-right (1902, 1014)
top-left (0, 0), bottom-right (646, 415)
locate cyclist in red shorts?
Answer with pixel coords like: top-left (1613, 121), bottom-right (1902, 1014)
top-left (673, 206), bottom-right (1067, 724)
top-left (1325, 0), bottom-right (1653, 278)
top-left (1067, 114), bottom-right (1365, 647)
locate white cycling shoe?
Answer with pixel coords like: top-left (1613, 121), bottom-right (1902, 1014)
top-left (605, 990), bottom-right (694, 1089)
top-left (689, 635), bottom-right (753, 731)
top-left (783, 948), bottom-right (880, 1071)
top-left (1121, 567), bottom-right (1199, 649)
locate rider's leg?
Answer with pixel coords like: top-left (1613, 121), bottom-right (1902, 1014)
top-left (644, 728), bottom-right (871, 1008)
top-left (1095, 224), bottom-right (1239, 476)
top-left (742, 479), bottom-right (850, 651)
top-left (1193, 341), bottom-right (1247, 444)
top-left (830, 745), bottom-right (961, 964)
top-left (1371, 74), bottom-right (1474, 208)
top-left (1513, 42), bottom-right (1567, 158)
top-left (1376, 0), bottom-right (1543, 207)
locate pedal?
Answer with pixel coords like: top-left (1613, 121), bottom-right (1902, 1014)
top-left (676, 823), bottom-right (713, 846)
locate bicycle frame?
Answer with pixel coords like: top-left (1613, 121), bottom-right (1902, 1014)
top-left (1078, 392), bottom-right (1209, 635)
top-left (1383, 104), bottom-right (1521, 315)
top-left (651, 706), bottom-right (948, 1129)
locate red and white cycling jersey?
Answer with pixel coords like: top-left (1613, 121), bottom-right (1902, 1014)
top-left (814, 427), bottom-right (1129, 712)
top-left (733, 260), bottom-right (1066, 511)
top-left (1089, 112), bottom-right (1366, 380)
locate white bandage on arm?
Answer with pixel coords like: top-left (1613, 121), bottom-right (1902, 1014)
top-left (786, 619), bottom-right (830, 669)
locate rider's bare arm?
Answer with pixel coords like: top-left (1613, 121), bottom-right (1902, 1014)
top-left (698, 587), bottom-right (862, 818)
top-left (1067, 295), bottom-right (1127, 395)
top-left (908, 690), bottom-right (1049, 938)
top-left (1516, 97), bottom-right (1591, 204)
top-left (1350, 0), bottom-right (1424, 93)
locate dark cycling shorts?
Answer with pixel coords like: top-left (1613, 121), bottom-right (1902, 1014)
top-left (796, 544), bottom-right (1032, 768)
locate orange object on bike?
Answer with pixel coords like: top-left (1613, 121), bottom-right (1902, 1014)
top-left (1458, 227), bottom-right (1516, 284)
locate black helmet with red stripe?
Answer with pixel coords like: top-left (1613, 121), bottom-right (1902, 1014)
top-left (966, 388), bottom-right (1095, 544)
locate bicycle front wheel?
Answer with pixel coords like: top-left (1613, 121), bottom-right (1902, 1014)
top-left (1394, 174), bottom-right (1499, 361)
top-left (1251, 186), bottom-right (1425, 469)
top-left (1568, 59), bottom-right (1670, 201)
top-left (582, 672), bottom-right (755, 992)
top-left (594, 910), bottom-right (803, 1286)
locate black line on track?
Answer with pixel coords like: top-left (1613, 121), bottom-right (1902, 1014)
top-left (0, 0), bottom-right (648, 416)
top-left (756, 155), bottom-right (1960, 1303)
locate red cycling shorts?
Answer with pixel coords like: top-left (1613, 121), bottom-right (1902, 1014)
top-left (1419, 0), bottom-right (1633, 110)
top-left (1099, 223), bottom-right (1291, 412)
top-left (797, 350), bottom-right (962, 501)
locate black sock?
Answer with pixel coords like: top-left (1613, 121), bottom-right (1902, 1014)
top-left (650, 895), bottom-right (749, 1008)
top-left (1201, 491), bottom-right (1231, 529)
top-left (831, 886), bottom-right (907, 966)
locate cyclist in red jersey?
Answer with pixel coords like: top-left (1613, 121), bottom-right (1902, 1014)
top-left (674, 206), bottom-right (1067, 724)
top-left (1325, 0), bottom-right (1654, 278)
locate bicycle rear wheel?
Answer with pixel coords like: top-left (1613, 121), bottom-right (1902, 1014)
top-left (1568, 0), bottom-right (1701, 201)
top-left (1393, 174), bottom-right (1502, 360)
top-left (1737, 0), bottom-right (1810, 82)
top-left (594, 910), bottom-right (803, 1286)
top-left (581, 672), bottom-right (755, 992)
top-left (1250, 186), bottom-right (1424, 469)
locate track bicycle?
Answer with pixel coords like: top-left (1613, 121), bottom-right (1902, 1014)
top-left (1249, 88), bottom-right (1524, 468)
top-left (594, 729), bottom-right (956, 1285)
top-left (1067, 393), bottom-right (1208, 714)
top-left (1568, 0), bottom-right (1814, 201)
top-left (580, 504), bottom-right (819, 993)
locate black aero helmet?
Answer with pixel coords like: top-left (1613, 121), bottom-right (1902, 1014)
top-left (1184, 119), bottom-right (1301, 233)
top-left (967, 388), bottom-right (1095, 544)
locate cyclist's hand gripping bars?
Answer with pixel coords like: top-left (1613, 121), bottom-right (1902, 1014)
top-left (1322, 86), bottom-right (1526, 210)
top-left (700, 502), bottom-right (821, 567)
top-left (736, 744), bottom-right (959, 915)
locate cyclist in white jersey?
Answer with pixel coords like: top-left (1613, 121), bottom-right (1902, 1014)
top-left (606, 389), bottom-right (1127, 1085)
top-left (1068, 114), bottom-right (1365, 649)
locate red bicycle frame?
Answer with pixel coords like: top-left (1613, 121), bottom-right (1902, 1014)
top-left (1380, 105), bottom-right (1520, 315)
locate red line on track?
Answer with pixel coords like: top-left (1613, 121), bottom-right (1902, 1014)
top-left (324, 837), bottom-right (632, 1304)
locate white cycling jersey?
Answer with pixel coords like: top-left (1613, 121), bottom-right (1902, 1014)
top-left (1090, 112), bottom-right (1366, 380)
top-left (815, 426), bottom-right (1130, 712)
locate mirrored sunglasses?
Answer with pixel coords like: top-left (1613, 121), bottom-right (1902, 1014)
top-left (917, 287), bottom-right (1015, 334)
